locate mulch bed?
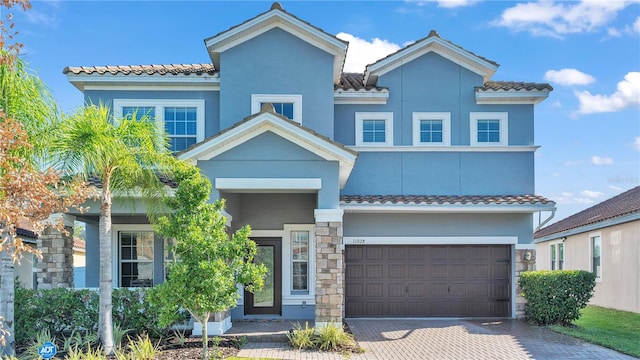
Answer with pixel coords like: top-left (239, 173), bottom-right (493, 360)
top-left (155, 337), bottom-right (241, 359)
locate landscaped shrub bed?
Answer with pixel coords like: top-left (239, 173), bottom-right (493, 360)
top-left (519, 270), bottom-right (596, 325)
top-left (15, 285), bottom-right (169, 345)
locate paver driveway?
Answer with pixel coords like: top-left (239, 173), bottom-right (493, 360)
top-left (346, 319), bottom-right (636, 360)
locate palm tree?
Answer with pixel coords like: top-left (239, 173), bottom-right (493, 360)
top-left (50, 104), bottom-right (180, 354)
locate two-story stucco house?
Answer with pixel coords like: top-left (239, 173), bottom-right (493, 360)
top-left (61, 3), bottom-right (555, 333)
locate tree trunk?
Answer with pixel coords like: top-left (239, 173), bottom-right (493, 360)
top-left (200, 312), bottom-right (210, 360)
top-left (0, 231), bottom-right (15, 356)
top-left (98, 184), bottom-right (114, 355)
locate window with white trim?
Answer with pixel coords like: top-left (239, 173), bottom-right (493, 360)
top-left (251, 94), bottom-right (302, 123)
top-left (591, 234), bottom-right (601, 279)
top-left (355, 112), bottom-right (393, 146)
top-left (291, 231), bottom-right (309, 293)
top-left (412, 112), bottom-right (451, 146)
top-left (550, 242), bottom-right (564, 270)
top-left (119, 231), bottom-right (155, 287)
top-left (470, 112), bottom-right (508, 146)
top-left (114, 99), bottom-right (205, 152)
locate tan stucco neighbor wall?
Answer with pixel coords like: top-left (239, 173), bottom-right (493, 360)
top-left (535, 219), bottom-right (640, 313)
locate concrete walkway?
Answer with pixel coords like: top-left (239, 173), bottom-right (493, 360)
top-left (233, 319), bottom-right (636, 360)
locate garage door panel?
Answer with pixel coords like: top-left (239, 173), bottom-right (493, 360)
top-left (366, 247), bottom-right (383, 260)
top-left (449, 264), bottom-right (467, 278)
top-left (366, 265), bottom-right (383, 278)
top-left (345, 245), bottom-right (511, 317)
top-left (366, 283), bottom-right (384, 297)
top-left (389, 283), bottom-right (406, 297)
top-left (389, 265), bottom-right (406, 278)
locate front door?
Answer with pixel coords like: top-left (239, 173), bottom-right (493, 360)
top-left (245, 238), bottom-right (282, 315)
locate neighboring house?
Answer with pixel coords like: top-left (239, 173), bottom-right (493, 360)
top-left (14, 226), bottom-right (38, 289)
top-left (73, 237), bottom-right (86, 288)
top-left (534, 186), bottom-right (640, 313)
top-left (61, 3), bottom-right (555, 332)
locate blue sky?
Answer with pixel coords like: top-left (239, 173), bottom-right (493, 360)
top-left (6, 0), bottom-right (640, 225)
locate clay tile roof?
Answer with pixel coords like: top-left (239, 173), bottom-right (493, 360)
top-left (86, 174), bottom-right (178, 188)
top-left (480, 81), bottom-right (553, 92)
top-left (535, 186), bottom-right (640, 238)
top-left (340, 194), bottom-right (554, 206)
top-left (63, 63), bottom-right (217, 76)
top-left (336, 73), bottom-right (387, 91)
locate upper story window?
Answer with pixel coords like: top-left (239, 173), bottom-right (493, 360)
top-left (470, 112), bottom-right (508, 146)
top-left (114, 99), bottom-right (205, 153)
top-left (251, 94), bottom-right (302, 124)
top-left (355, 112), bottom-right (393, 146)
top-left (412, 112), bottom-right (451, 146)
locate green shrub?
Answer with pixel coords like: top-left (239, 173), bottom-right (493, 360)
top-left (15, 285), bottom-right (169, 345)
top-left (519, 270), bottom-right (596, 325)
top-left (286, 322), bottom-right (315, 350)
top-left (15, 286), bottom-right (99, 343)
top-left (315, 323), bottom-right (355, 351)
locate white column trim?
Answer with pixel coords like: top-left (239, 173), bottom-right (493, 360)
top-left (314, 209), bottom-right (344, 223)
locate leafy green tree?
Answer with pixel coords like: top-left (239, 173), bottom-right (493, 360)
top-left (48, 104), bottom-right (180, 354)
top-left (149, 165), bottom-right (266, 360)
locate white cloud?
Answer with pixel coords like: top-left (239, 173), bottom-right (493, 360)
top-left (492, 1), bottom-right (632, 37)
top-left (581, 190), bottom-right (604, 198)
top-left (609, 185), bottom-right (624, 191)
top-left (337, 33), bottom-right (401, 73)
top-left (634, 137), bottom-right (640, 151)
top-left (634, 16), bottom-right (640, 33)
top-left (607, 27), bottom-right (622, 37)
top-left (564, 160), bottom-right (584, 166)
top-left (405, 0), bottom-right (478, 8)
top-left (591, 156), bottom-right (614, 165)
top-left (554, 192), bottom-right (596, 205)
top-left (575, 72), bottom-right (640, 114)
top-left (544, 68), bottom-right (595, 86)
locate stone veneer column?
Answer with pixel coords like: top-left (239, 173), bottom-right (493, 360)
top-left (314, 209), bottom-right (344, 327)
top-left (514, 247), bottom-right (536, 319)
top-left (36, 214), bottom-right (75, 289)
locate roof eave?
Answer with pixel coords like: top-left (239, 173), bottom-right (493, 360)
top-left (534, 212), bottom-right (640, 243)
top-left (66, 73), bottom-right (220, 92)
top-left (476, 90), bottom-right (551, 105)
top-left (364, 36), bottom-right (498, 86)
top-left (205, 10), bottom-right (348, 84)
top-left (342, 202), bottom-right (556, 214)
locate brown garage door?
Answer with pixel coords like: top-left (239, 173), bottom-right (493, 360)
top-left (345, 245), bottom-right (511, 317)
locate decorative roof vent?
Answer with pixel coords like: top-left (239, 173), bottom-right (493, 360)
top-left (427, 29), bottom-right (440, 38)
top-left (261, 102), bottom-right (276, 113)
top-left (271, 2), bottom-right (283, 10)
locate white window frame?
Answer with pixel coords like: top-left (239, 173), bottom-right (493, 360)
top-left (281, 224), bottom-right (315, 303)
top-left (412, 112), bottom-right (451, 146)
top-left (112, 224), bottom-right (156, 288)
top-left (113, 99), bottom-right (206, 147)
top-left (470, 112), bottom-right (508, 146)
top-left (355, 112), bottom-right (394, 146)
top-left (590, 232), bottom-right (602, 282)
top-left (549, 241), bottom-right (564, 270)
top-left (251, 94), bottom-right (303, 124)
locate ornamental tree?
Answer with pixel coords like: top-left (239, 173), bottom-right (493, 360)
top-left (149, 165), bottom-right (266, 360)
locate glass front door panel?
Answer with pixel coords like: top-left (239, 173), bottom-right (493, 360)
top-left (254, 245), bottom-right (274, 307)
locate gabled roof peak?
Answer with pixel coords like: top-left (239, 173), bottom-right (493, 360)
top-left (427, 29), bottom-right (440, 38)
top-left (271, 2), bottom-right (283, 11)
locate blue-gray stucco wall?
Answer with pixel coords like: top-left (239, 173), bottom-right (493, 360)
top-left (342, 151), bottom-right (535, 195)
top-left (198, 132), bottom-right (341, 208)
top-left (219, 28), bottom-right (335, 137)
top-left (84, 221), bottom-right (99, 287)
top-left (83, 90), bottom-right (220, 137)
top-left (344, 212), bottom-right (534, 244)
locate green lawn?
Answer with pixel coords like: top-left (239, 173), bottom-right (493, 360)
top-left (549, 305), bottom-right (640, 358)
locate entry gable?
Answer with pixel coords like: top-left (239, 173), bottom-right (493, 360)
top-left (364, 30), bottom-right (499, 86)
top-left (178, 104), bottom-right (358, 187)
top-left (204, 2), bottom-right (348, 84)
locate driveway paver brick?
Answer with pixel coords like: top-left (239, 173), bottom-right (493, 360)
top-left (235, 319), bottom-right (637, 360)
